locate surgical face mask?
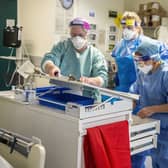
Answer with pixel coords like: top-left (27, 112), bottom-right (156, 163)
top-left (122, 28), bottom-right (136, 40)
top-left (71, 36), bottom-right (87, 50)
top-left (138, 64), bottom-right (153, 74)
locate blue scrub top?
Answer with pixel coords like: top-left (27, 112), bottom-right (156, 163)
top-left (130, 63), bottom-right (168, 129)
top-left (112, 35), bottom-right (168, 60)
top-left (112, 35), bottom-right (168, 92)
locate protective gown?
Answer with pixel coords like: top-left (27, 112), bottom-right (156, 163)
top-left (112, 35), bottom-right (168, 92)
top-left (130, 63), bottom-right (168, 168)
top-left (41, 39), bottom-right (108, 101)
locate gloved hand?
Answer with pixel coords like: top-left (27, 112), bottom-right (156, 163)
top-left (49, 66), bottom-right (61, 77)
top-left (44, 62), bottom-right (61, 77)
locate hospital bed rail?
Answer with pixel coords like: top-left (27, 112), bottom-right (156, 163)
top-left (0, 128), bottom-right (46, 168)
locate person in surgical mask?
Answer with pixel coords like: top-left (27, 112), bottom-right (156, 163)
top-left (130, 40), bottom-right (168, 168)
top-left (111, 11), bottom-right (168, 92)
top-left (41, 17), bottom-right (108, 101)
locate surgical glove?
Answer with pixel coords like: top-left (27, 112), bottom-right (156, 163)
top-left (44, 62), bottom-right (61, 77)
top-left (50, 66), bottom-right (61, 77)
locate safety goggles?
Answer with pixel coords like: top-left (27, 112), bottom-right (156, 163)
top-left (134, 54), bottom-right (159, 62)
top-left (134, 55), bottom-right (151, 62)
top-left (121, 19), bottom-right (137, 26)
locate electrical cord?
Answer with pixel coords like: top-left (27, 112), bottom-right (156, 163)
top-left (4, 44), bottom-right (32, 88)
top-left (5, 48), bottom-right (17, 87)
top-left (5, 67), bottom-right (17, 87)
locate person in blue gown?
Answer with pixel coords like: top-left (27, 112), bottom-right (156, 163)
top-left (111, 11), bottom-right (168, 92)
top-left (130, 40), bottom-right (168, 168)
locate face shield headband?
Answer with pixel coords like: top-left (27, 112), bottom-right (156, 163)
top-left (134, 54), bottom-right (160, 62)
top-left (69, 18), bottom-right (90, 31)
top-left (121, 19), bottom-right (140, 27)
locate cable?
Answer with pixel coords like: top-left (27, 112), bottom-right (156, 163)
top-left (5, 67), bottom-right (17, 87)
top-left (6, 48), bottom-right (14, 74)
top-left (4, 48), bottom-right (16, 87)
top-left (23, 44), bottom-right (30, 59)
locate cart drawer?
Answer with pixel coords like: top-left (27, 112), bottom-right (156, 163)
top-left (130, 115), bottom-right (160, 155)
top-left (131, 135), bottom-right (157, 155)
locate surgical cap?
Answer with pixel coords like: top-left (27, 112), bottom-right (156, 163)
top-left (69, 17), bottom-right (90, 31)
top-left (135, 40), bottom-right (161, 61)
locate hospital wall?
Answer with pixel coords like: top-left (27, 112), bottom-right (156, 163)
top-left (18, 0), bottom-right (124, 57)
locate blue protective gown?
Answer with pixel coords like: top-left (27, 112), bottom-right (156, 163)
top-left (112, 35), bottom-right (168, 92)
top-left (112, 34), bottom-right (168, 168)
top-left (130, 62), bottom-right (168, 168)
top-left (41, 38), bottom-right (108, 101)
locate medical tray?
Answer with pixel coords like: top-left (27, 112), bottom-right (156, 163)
top-left (36, 87), bottom-right (94, 110)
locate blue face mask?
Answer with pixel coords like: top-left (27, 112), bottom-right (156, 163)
top-left (122, 28), bottom-right (136, 40)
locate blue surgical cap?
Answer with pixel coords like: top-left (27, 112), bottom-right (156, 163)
top-left (135, 40), bottom-right (161, 61)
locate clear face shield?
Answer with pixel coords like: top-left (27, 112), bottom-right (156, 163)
top-left (121, 19), bottom-right (139, 40)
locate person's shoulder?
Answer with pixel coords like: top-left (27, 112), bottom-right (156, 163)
top-left (160, 63), bottom-right (168, 79)
top-left (160, 63), bottom-right (168, 84)
top-left (115, 39), bottom-right (124, 47)
top-left (88, 45), bottom-right (105, 57)
top-left (140, 35), bottom-right (154, 43)
top-left (140, 35), bottom-right (162, 46)
top-left (54, 38), bottom-right (70, 45)
top-left (53, 38), bottom-right (72, 49)
top-left (88, 44), bottom-right (99, 52)
top-left (162, 62), bottom-right (168, 71)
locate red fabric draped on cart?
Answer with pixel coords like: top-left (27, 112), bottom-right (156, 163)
top-left (84, 120), bottom-right (131, 168)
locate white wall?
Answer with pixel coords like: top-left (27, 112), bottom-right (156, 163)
top-left (18, 0), bottom-right (124, 57)
top-left (77, 0), bottom-right (124, 25)
top-left (77, 0), bottom-right (124, 55)
top-left (18, 0), bottom-right (57, 57)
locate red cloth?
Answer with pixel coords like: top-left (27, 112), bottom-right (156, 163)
top-left (84, 120), bottom-right (131, 168)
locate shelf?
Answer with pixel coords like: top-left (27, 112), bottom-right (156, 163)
top-left (0, 56), bottom-right (28, 61)
top-left (142, 26), bottom-right (158, 29)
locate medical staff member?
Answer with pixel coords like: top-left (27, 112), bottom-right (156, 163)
top-left (130, 41), bottom-right (168, 168)
top-left (41, 17), bottom-right (108, 101)
top-left (112, 11), bottom-right (168, 92)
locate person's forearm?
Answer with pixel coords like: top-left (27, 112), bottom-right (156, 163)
top-left (137, 103), bottom-right (168, 118)
top-left (152, 104), bottom-right (168, 113)
top-left (80, 76), bottom-right (104, 87)
top-left (43, 61), bottom-right (60, 77)
top-left (45, 62), bottom-right (55, 74)
top-left (87, 77), bottom-right (104, 86)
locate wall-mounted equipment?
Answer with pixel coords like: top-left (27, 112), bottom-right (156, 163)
top-left (108, 11), bottom-right (118, 18)
top-left (3, 26), bottom-right (22, 48)
top-left (105, 24), bottom-right (119, 54)
top-left (59, 0), bottom-right (73, 9)
top-left (88, 24), bottom-right (97, 47)
top-left (0, 26), bottom-right (29, 88)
